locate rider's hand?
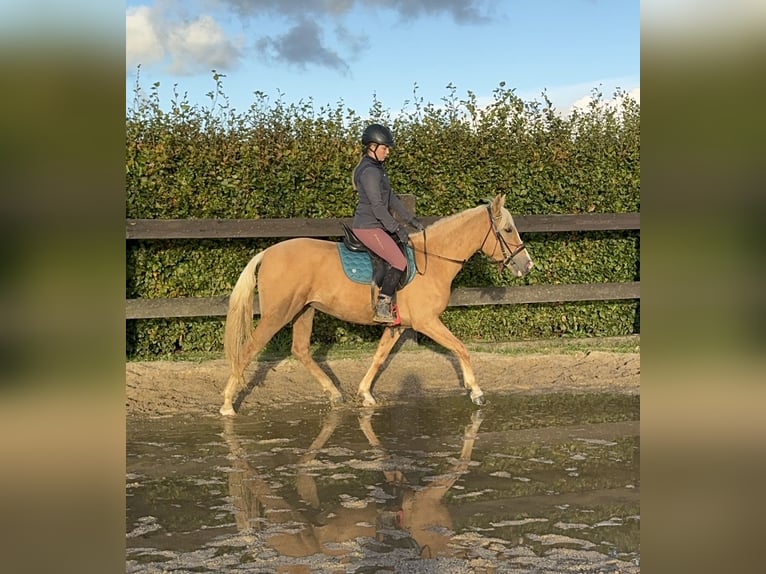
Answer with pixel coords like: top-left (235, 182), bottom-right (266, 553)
top-left (396, 226), bottom-right (410, 244)
top-left (409, 217), bottom-right (425, 231)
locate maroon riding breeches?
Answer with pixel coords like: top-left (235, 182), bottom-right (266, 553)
top-left (351, 228), bottom-right (407, 271)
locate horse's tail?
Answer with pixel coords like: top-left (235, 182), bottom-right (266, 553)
top-left (224, 250), bottom-right (266, 370)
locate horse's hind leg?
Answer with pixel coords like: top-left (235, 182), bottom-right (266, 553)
top-left (291, 307), bottom-right (343, 405)
top-left (220, 316), bottom-right (288, 416)
top-left (415, 318), bottom-right (486, 406)
top-left (356, 327), bottom-right (403, 406)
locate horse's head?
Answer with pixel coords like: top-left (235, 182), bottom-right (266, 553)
top-left (482, 194), bottom-right (534, 277)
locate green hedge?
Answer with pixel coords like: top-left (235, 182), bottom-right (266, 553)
top-left (126, 77), bottom-right (639, 359)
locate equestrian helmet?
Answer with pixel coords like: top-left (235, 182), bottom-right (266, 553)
top-left (362, 124), bottom-right (395, 148)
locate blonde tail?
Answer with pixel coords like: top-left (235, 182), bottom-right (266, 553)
top-left (224, 251), bottom-right (266, 371)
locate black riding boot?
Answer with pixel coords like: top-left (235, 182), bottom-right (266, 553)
top-left (374, 267), bottom-right (404, 323)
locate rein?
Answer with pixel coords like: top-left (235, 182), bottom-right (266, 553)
top-left (411, 226), bottom-right (491, 275)
top-left (411, 206), bottom-right (526, 275)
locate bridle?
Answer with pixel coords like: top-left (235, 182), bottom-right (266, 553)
top-left (486, 206), bottom-right (528, 270)
top-left (411, 206), bottom-right (527, 275)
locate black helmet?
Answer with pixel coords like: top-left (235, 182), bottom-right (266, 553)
top-left (362, 124), bottom-right (395, 148)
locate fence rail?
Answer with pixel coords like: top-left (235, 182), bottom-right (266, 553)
top-left (126, 213), bottom-right (640, 240)
top-left (126, 206), bottom-right (640, 320)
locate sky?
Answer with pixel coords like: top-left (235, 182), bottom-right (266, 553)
top-left (125, 0), bottom-right (640, 117)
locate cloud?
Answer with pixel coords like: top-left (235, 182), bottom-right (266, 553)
top-left (126, 5), bottom-right (242, 75)
top-left (257, 19), bottom-right (349, 73)
top-left (334, 23), bottom-right (366, 54)
top-left (217, 0), bottom-right (356, 18)
top-left (379, 0), bottom-right (490, 23)
top-left (126, 6), bottom-right (165, 69)
top-left (126, 0), bottom-right (490, 75)
top-left (215, 0), bottom-right (491, 69)
top-left (570, 86), bottom-right (640, 109)
top-left (166, 15), bottom-right (242, 75)
top-left (566, 86), bottom-right (640, 118)
top-left (218, 0), bottom-right (490, 23)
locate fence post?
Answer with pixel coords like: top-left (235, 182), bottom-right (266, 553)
top-left (399, 193), bottom-right (416, 214)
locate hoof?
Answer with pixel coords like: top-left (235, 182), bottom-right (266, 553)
top-left (470, 392), bottom-right (486, 406)
top-left (328, 393), bottom-right (344, 406)
top-left (220, 405), bottom-right (236, 417)
top-left (359, 393), bottom-right (377, 407)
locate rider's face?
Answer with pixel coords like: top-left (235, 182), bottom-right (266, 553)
top-left (370, 143), bottom-right (390, 161)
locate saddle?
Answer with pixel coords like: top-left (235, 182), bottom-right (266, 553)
top-left (338, 224), bottom-right (415, 290)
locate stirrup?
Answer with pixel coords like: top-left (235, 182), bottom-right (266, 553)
top-left (373, 296), bottom-right (396, 324)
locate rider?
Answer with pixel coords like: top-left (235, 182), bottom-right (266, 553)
top-left (351, 123), bottom-right (424, 323)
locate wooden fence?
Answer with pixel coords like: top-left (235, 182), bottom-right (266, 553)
top-left (126, 198), bottom-right (639, 320)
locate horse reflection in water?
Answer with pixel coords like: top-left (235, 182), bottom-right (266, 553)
top-left (222, 408), bottom-right (485, 563)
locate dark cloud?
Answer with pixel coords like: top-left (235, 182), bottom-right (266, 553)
top-left (218, 0), bottom-right (355, 19)
top-left (133, 0), bottom-right (491, 74)
top-left (256, 19), bottom-right (350, 73)
top-left (219, 0), bottom-right (489, 23)
top-left (334, 24), bottom-right (366, 55)
top-left (228, 0), bottom-right (490, 70)
top-left (381, 0), bottom-right (490, 23)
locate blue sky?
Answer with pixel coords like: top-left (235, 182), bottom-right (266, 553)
top-left (126, 0), bottom-right (640, 116)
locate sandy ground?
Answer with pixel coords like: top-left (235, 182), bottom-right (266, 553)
top-left (126, 337), bottom-right (640, 418)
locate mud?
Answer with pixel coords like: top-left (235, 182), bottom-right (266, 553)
top-left (126, 341), bottom-right (640, 417)
top-left (127, 341), bottom-right (639, 572)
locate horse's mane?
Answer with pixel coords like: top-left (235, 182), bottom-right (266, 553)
top-left (429, 204), bottom-right (485, 230)
top-left (431, 201), bottom-right (515, 231)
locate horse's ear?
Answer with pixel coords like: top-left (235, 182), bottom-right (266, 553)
top-left (476, 196), bottom-right (494, 205)
top-left (491, 193), bottom-right (505, 216)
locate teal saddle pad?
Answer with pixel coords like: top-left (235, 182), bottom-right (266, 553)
top-left (337, 243), bottom-right (417, 286)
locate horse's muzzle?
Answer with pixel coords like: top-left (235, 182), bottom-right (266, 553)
top-left (507, 258), bottom-right (533, 277)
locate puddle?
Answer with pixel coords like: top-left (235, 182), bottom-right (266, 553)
top-left (127, 393), bottom-right (639, 572)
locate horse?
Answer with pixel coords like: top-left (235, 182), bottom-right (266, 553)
top-left (221, 193), bottom-right (533, 416)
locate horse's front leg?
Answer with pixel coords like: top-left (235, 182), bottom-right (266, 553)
top-left (414, 318), bottom-right (486, 405)
top-left (356, 326), bottom-right (403, 406)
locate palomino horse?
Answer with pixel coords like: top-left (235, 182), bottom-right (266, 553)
top-left (221, 193), bottom-right (533, 416)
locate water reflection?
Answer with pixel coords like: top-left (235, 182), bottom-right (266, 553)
top-left (127, 394), bottom-right (640, 572)
top-left (223, 408), bottom-right (486, 562)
